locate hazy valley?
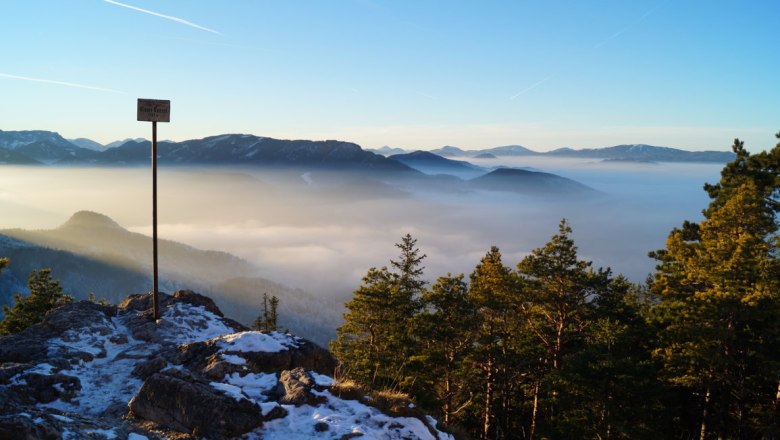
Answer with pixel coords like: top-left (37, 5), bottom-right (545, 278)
top-left (0, 130), bottom-right (726, 343)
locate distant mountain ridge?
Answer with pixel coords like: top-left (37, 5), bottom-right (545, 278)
top-left (0, 211), bottom-right (340, 344)
top-left (429, 144), bottom-right (538, 157)
top-left (389, 150), bottom-right (486, 178)
top-left (0, 130), bottom-right (98, 164)
top-left (0, 130), bottom-right (417, 173)
top-left (469, 168), bottom-right (596, 195)
top-left (1, 130), bottom-right (736, 167)
top-left (378, 143), bottom-right (735, 162)
top-left (546, 144), bottom-right (735, 162)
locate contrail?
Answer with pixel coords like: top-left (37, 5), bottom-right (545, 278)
top-left (592, 6), bottom-right (658, 50)
top-left (510, 75), bottom-right (552, 100)
top-left (103, 0), bottom-right (221, 35)
top-left (0, 72), bottom-right (126, 94)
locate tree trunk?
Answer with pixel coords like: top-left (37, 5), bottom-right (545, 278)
top-left (483, 356), bottom-right (494, 440)
top-left (700, 386), bottom-right (711, 440)
top-left (443, 364), bottom-right (452, 425)
top-left (529, 380), bottom-right (539, 440)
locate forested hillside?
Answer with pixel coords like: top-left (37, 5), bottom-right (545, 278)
top-left (331, 135), bottom-right (780, 439)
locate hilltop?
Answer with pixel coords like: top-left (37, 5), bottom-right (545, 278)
top-left (0, 290), bottom-right (453, 439)
top-left (0, 211), bottom-right (340, 345)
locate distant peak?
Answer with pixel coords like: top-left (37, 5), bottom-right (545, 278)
top-left (59, 211), bottom-right (125, 230)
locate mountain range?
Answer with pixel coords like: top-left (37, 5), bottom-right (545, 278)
top-left (0, 128), bottom-right (739, 199)
top-left (0, 129), bottom-right (601, 197)
top-left (2, 129), bottom-right (735, 167)
top-left (372, 143), bottom-right (735, 162)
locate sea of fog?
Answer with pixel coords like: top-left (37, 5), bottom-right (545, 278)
top-left (0, 157), bottom-right (723, 301)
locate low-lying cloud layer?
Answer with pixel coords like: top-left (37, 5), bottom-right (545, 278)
top-left (0, 158), bottom-right (722, 302)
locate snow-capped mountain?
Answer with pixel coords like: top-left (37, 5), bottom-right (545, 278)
top-left (546, 144), bottom-right (735, 162)
top-left (0, 130), bottom-right (98, 164)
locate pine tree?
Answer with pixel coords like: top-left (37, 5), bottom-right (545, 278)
top-left (253, 293), bottom-right (279, 332)
top-left (555, 277), bottom-right (665, 439)
top-left (650, 138), bottom-right (780, 439)
top-left (414, 273), bottom-right (477, 426)
top-left (515, 219), bottom-right (602, 438)
top-left (331, 234), bottom-right (427, 389)
top-left (467, 246), bottom-right (520, 440)
top-left (0, 268), bottom-right (72, 335)
top-left (268, 295), bottom-right (279, 331)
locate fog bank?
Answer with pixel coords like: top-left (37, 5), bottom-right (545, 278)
top-left (0, 158), bottom-right (722, 302)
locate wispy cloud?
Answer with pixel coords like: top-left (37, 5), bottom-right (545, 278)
top-left (510, 75), bottom-right (552, 100)
top-left (0, 72), bottom-right (126, 94)
top-left (103, 0), bottom-right (221, 35)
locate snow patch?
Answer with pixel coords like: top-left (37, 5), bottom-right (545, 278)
top-left (224, 372), bottom-right (278, 400)
top-left (50, 414), bottom-right (74, 422)
top-left (260, 402), bottom-right (282, 417)
top-left (248, 390), bottom-right (452, 440)
top-left (309, 371), bottom-right (334, 387)
top-left (41, 315), bottom-right (150, 415)
top-left (216, 331), bottom-right (300, 353)
top-left (158, 302), bottom-right (236, 345)
top-left (220, 353), bottom-right (247, 365)
top-left (27, 363), bottom-right (56, 375)
top-left (84, 428), bottom-right (117, 439)
top-left (209, 381), bottom-right (247, 402)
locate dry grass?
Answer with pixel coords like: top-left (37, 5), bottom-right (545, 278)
top-left (366, 388), bottom-right (420, 418)
top-left (330, 378), bottom-right (366, 401)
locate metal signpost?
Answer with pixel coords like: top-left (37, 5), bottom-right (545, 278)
top-left (137, 99), bottom-right (170, 321)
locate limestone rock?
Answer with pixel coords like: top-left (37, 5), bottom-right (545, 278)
top-left (128, 369), bottom-right (263, 438)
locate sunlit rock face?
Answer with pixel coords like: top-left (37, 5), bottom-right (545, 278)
top-left (0, 290), bottom-right (453, 439)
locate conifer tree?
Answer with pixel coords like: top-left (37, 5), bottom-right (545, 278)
top-left (515, 219), bottom-right (603, 438)
top-left (331, 234), bottom-right (427, 389)
top-left (650, 137), bottom-right (780, 439)
top-left (555, 277), bottom-right (664, 439)
top-left (0, 268), bottom-right (72, 335)
top-left (414, 273), bottom-right (477, 426)
top-left (253, 293), bottom-right (280, 331)
top-left (268, 295), bottom-right (279, 331)
top-left (467, 246), bottom-right (519, 439)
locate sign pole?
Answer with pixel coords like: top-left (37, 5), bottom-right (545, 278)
top-left (152, 120), bottom-right (159, 321)
top-left (137, 98), bottom-right (170, 322)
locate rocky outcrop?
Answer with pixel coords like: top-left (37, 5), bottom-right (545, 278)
top-left (276, 367), bottom-right (328, 406)
top-left (128, 369), bottom-right (263, 438)
top-left (0, 300), bottom-right (115, 364)
top-left (177, 331), bottom-right (337, 378)
top-left (0, 290), bottom-right (452, 440)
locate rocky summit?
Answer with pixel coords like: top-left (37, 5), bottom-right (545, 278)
top-left (0, 290), bottom-right (453, 439)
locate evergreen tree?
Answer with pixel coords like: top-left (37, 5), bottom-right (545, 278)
top-left (413, 273), bottom-right (477, 426)
top-left (253, 293), bottom-right (280, 331)
top-left (331, 234), bottom-right (427, 389)
top-left (0, 268), bottom-right (72, 335)
top-left (515, 219), bottom-right (596, 437)
top-left (467, 246), bottom-right (520, 439)
top-left (555, 277), bottom-right (666, 439)
top-left (650, 138), bottom-right (780, 439)
top-left (268, 295), bottom-right (279, 331)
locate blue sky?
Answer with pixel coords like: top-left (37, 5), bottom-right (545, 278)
top-left (1, 0), bottom-right (778, 152)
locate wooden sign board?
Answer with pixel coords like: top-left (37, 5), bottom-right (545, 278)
top-left (137, 99), bottom-right (170, 122)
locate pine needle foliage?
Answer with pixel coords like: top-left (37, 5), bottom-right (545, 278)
top-left (0, 268), bottom-right (73, 335)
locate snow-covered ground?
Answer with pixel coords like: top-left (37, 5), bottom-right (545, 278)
top-left (2, 299), bottom-right (452, 439)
